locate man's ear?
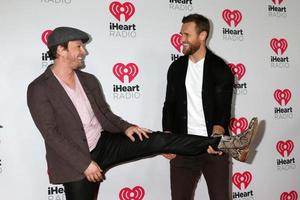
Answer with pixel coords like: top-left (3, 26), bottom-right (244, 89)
top-left (199, 31), bottom-right (208, 41)
top-left (56, 45), bottom-right (66, 57)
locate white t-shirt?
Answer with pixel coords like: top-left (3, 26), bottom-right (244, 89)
top-left (185, 58), bottom-right (208, 136)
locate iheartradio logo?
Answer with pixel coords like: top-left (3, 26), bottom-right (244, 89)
top-left (171, 33), bottom-right (182, 53)
top-left (232, 171), bottom-right (252, 190)
top-left (229, 117), bottom-right (248, 135)
top-left (270, 38), bottom-right (288, 55)
top-left (113, 63), bottom-right (138, 83)
top-left (222, 9), bottom-right (242, 27)
top-left (119, 186), bottom-right (145, 200)
top-left (272, 0), bottom-right (284, 5)
top-left (276, 140), bottom-right (294, 157)
top-left (109, 1), bottom-right (135, 22)
top-left (228, 63), bottom-right (246, 80)
top-left (41, 29), bottom-right (53, 46)
top-left (280, 191), bottom-right (298, 200)
top-left (274, 89), bottom-right (291, 106)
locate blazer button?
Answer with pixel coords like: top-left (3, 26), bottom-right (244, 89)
top-left (83, 138), bottom-right (87, 142)
top-left (183, 116), bottom-right (187, 119)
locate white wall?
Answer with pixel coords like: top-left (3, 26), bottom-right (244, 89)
top-left (0, 0), bottom-right (299, 199)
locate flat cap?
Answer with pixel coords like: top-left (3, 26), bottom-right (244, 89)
top-left (47, 26), bottom-right (90, 48)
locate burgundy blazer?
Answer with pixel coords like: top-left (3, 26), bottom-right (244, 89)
top-left (27, 66), bottom-right (132, 184)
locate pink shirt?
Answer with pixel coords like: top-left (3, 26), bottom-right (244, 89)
top-left (54, 72), bottom-right (102, 151)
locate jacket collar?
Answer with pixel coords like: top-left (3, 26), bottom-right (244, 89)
top-left (43, 64), bottom-right (100, 125)
top-left (44, 65), bottom-right (83, 125)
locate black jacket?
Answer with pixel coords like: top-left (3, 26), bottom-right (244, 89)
top-left (162, 49), bottom-right (234, 136)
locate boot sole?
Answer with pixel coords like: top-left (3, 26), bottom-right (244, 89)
top-left (238, 149), bottom-right (249, 162)
top-left (247, 117), bottom-right (258, 149)
top-left (238, 117), bottom-right (258, 162)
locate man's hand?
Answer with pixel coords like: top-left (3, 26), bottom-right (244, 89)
top-left (207, 145), bottom-right (223, 156)
top-left (125, 126), bottom-right (152, 142)
top-left (212, 125), bottom-right (225, 137)
top-left (162, 131), bottom-right (176, 160)
top-left (209, 125), bottom-right (224, 155)
top-left (162, 153), bottom-right (177, 160)
top-left (84, 161), bottom-right (104, 182)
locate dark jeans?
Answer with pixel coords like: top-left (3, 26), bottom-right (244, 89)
top-left (170, 154), bottom-right (230, 200)
top-left (63, 131), bottom-right (220, 200)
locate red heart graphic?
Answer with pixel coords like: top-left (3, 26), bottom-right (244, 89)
top-left (276, 140), bottom-right (294, 157)
top-left (229, 117), bottom-right (248, 135)
top-left (280, 191), bottom-right (298, 200)
top-left (272, 0), bottom-right (284, 5)
top-left (232, 171), bottom-right (252, 190)
top-left (274, 89), bottom-right (291, 106)
top-left (228, 63), bottom-right (246, 81)
top-left (222, 9), bottom-right (242, 27)
top-left (109, 1), bottom-right (135, 22)
top-left (170, 33), bottom-right (182, 53)
top-left (41, 30), bottom-right (53, 46)
top-left (113, 63), bottom-right (139, 83)
top-left (270, 38), bottom-right (288, 55)
top-left (119, 186), bottom-right (145, 200)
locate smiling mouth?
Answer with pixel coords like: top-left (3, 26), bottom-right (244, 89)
top-left (182, 43), bottom-right (189, 49)
top-left (78, 57), bottom-right (84, 61)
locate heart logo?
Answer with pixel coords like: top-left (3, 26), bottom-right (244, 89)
top-left (170, 33), bottom-right (182, 53)
top-left (229, 117), bottom-right (248, 135)
top-left (113, 63), bottom-right (139, 83)
top-left (280, 191), bottom-right (298, 200)
top-left (119, 186), bottom-right (145, 200)
top-left (274, 89), bottom-right (291, 106)
top-left (109, 1), bottom-right (135, 22)
top-left (232, 171), bottom-right (252, 190)
top-left (270, 38), bottom-right (288, 55)
top-left (41, 29), bottom-right (53, 46)
top-left (228, 63), bottom-right (246, 81)
top-left (222, 9), bottom-right (242, 27)
top-left (272, 0), bottom-right (284, 5)
top-left (276, 140), bottom-right (294, 157)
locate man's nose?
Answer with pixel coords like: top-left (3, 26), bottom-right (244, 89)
top-left (81, 47), bottom-right (87, 55)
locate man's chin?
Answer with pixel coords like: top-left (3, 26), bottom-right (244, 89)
top-left (78, 63), bottom-right (86, 70)
top-left (182, 48), bottom-right (188, 55)
top-left (182, 50), bottom-right (191, 56)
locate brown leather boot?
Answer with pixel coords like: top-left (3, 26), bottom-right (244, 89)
top-left (218, 117), bottom-right (258, 162)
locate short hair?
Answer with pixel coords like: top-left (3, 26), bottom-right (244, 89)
top-left (182, 14), bottom-right (210, 36)
top-left (47, 41), bottom-right (69, 60)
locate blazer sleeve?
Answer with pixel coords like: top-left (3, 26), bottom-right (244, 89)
top-left (91, 75), bottom-right (133, 132)
top-left (162, 64), bottom-right (176, 132)
top-left (27, 82), bottom-right (91, 174)
top-left (213, 60), bottom-right (234, 129)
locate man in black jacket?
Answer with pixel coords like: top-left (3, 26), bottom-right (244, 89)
top-left (163, 14), bottom-right (234, 200)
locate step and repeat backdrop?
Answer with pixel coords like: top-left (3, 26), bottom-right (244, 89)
top-left (0, 0), bottom-right (299, 199)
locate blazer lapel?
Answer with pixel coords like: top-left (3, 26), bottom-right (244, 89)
top-left (202, 49), bottom-right (212, 93)
top-left (44, 67), bottom-right (83, 124)
top-left (180, 56), bottom-right (189, 100)
top-left (75, 71), bottom-right (101, 118)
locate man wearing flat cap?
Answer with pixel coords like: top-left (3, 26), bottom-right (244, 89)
top-left (27, 26), bottom-right (258, 200)
top-left (27, 26), bottom-right (152, 199)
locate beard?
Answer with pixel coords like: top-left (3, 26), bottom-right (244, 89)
top-left (182, 42), bottom-right (201, 56)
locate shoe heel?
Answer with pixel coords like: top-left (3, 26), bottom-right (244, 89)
top-left (248, 117), bottom-right (258, 148)
top-left (239, 149), bottom-right (249, 162)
